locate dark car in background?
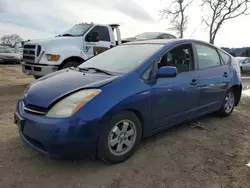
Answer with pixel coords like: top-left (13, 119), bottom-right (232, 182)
top-left (0, 46), bottom-right (22, 64)
top-left (123, 32), bottom-right (177, 43)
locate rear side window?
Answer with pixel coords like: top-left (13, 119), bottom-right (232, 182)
top-left (218, 50), bottom-right (231, 65)
top-left (195, 44), bottom-right (221, 70)
top-left (91, 26), bottom-right (110, 42)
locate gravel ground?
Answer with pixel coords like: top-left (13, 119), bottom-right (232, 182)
top-left (0, 65), bottom-right (250, 188)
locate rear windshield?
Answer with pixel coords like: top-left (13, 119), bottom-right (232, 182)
top-left (79, 44), bottom-right (163, 74)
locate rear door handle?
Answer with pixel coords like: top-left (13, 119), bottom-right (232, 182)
top-left (190, 79), bottom-right (199, 86)
top-left (223, 72), bottom-right (228, 78)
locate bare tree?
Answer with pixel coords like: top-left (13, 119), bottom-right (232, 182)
top-left (202, 0), bottom-right (250, 44)
top-left (1, 34), bottom-right (23, 48)
top-left (160, 0), bottom-right (193, 38)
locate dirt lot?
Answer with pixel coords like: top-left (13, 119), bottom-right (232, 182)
top-left (0, 65), bottom-right (250, 188)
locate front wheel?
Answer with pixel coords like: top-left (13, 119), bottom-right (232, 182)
top-left (60, 61), bottom-right (80, 69)
top-left (33, 76), bottom-right (42, 79)
top-left (218, 90), bottom-right (235, 117)
top-left (97, 111), bottom-right (142, 164)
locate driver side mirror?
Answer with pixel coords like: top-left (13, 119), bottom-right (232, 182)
top-left (86, 31), bottom-right (100, 42)
top-left (156, 66), bottom-right (177, 78)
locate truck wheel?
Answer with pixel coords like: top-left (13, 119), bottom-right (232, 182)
top-left (60, 61), bottom-right (80, 69)
top-left (33, 76), bottom-right (41, 79)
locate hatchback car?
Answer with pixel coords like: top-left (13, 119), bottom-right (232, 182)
top-left (14, 39), bottom-right (242, 163)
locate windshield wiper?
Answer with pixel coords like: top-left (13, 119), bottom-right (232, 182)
top-left (78, 67), bottom-right (113, 76)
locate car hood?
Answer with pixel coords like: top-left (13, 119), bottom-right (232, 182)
top-left (25, 36), bottom-right (82, 49)
top-left (24, 69), bottom-right (120, 108)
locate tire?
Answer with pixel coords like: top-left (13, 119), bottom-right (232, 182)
top-left (60, 61), bottom-right (80, 69)
top-left (241, 67), bottom-right (243, 73)
top-left (97, 111), bottom-right (142, 164)
top-left (33, 76), bottom-right (42, 79)
top-left (218, 90), bottom-right (235, 117)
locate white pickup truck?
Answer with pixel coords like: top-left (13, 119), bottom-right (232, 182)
top-left (21, 23), bottom-right (122, 79)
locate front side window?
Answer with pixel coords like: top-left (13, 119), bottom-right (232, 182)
top-left (79, 44), bottom-right (163, 74)
top-left (195, 44), bottom-right (221, 70)
top-left (157, 44), bottom-right (194, 73)
top-left (87, 26), bottom-right (110, 42)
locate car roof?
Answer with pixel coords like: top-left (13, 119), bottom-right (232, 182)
top-left (124, 39), bottom-right (232, 56)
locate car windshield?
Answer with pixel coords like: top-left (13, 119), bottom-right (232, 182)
top-left (135, 32), bottom-right (161, 39)
top-left (59, 24), bottom-right (92, 37)
top-left (79, 44), bottom-right (163, 74)
top-left (0, 46), bottom-right (15, 53)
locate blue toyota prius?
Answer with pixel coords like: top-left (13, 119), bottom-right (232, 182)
top-left (14, 39), bottom-right (242, 163)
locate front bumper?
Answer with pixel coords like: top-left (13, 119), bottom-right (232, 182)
top-left (0, 58), bottom-right (21, 63)
top-left (15, 100), bottom-right (99, 158)
top-left (21, 62), bottom-right (58, 77)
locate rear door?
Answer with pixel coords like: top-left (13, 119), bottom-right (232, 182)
top-left (194, 43), bottom-right (231, 115)
top-left (85, 26), bottom-right (112, 58)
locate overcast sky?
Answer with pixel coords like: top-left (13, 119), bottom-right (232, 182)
top-left (0, 0), bottom-right (249, 47)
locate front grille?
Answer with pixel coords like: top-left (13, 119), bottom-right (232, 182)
top-left (23, 55), bottom-right (35, 61)
top-left (23, 101), bottom-right (48, 115)
top-left (37, 45), bottom-right (41, 56)
top-left (24, 45), bottom-right (36, 49)
top-left (23, 50), bottom-right (35, 55)
top-left (23, 44), bottom-right (40, 63)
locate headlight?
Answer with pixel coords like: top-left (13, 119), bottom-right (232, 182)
top-left (47, 54), bottom-right (60, 61)
top-left (46, 89), bottom-right (101, 118)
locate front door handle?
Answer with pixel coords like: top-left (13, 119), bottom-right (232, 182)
top-left (190, 79), bottom-right (199, 86)
top-left (223, 72), bottom-right (228, 78)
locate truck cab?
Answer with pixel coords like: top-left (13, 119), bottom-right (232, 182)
top-left (21, 23), bottom-right (122, 79)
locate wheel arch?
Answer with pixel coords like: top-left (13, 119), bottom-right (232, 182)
top-left (58, 56), bottom-right (85, 70)
top-left (231, 84), bottom-right (242, 106)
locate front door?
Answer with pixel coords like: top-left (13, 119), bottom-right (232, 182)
top-left (84, 26), bottom-right (111, 59)
top-left (151, 43), bottom-right (200, 130)
top-left (194, 43), bottom-right (231, 115)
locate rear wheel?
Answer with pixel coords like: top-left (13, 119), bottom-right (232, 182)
top-left (218, 90), bottom-right (235, 117)
top-left (97, 111), bottom-right (142, 164)
top-left (60, 61), bottom-right (80, 69)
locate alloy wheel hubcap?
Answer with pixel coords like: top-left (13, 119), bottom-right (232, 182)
top-left (224, 92), bottom-right (234, 113)
top-left (108, 120), bottom-right (136, 156)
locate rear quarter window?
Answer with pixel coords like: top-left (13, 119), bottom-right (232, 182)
top-left (218, 50), bottom-right (231, 65)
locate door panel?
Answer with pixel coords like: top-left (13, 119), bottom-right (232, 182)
top-left (194, 43), bottom-right (231, 115)
top-left (84, 26), bottom-right (111, 59)
top-left (198, 65), bottom-right (230, 113)
top-left (152, 71), bottom-right (200, 130)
